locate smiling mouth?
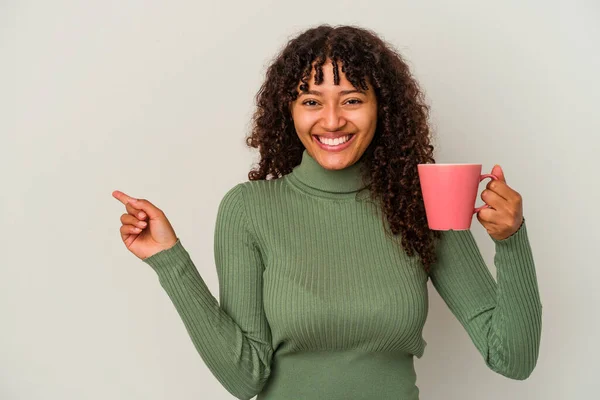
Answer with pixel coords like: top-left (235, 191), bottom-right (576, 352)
top-left (312, 133), bottom-right (357, 150)
top-left (312, 134), bottom-right (354, 143)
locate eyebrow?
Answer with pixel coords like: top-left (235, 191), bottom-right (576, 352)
top-left (298, 89), bottom-right (366, 96)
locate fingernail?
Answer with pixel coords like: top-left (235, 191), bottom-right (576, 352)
top-left (139, 212), bottom-right (145, 218)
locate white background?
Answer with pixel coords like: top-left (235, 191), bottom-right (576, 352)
top-left (2, 0), bottom-right (599, 399)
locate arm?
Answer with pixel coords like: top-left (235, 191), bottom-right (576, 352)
top-left (142, 183), bottom-right (273, 399)
top-left (428, 218), bottom-right (542, 380)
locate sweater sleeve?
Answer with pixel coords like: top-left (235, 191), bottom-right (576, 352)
top-left (428, 217), bottom-right (542, 380)
top-left (142, 183), bottom-right (273, 399)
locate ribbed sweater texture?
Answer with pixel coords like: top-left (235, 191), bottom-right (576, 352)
top-left (143, 149), bottom-right (542, 400)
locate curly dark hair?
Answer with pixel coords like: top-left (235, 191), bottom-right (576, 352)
top-left (245, 24), bottom-right (442, 274)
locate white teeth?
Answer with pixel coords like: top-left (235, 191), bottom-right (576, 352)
top-left (317, 135), bottom-right (351, 146)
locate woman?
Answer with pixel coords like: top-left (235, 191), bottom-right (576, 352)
top-left (112, 24), bottom-right (542, 400)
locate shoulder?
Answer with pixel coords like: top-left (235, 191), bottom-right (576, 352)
top-left (216, 180), bottom-right (284, 245)
top-left (224, 178), bottom-right (288, 203)
top-left (218, 178), bottom-right (287, 214)
top-left (214, 183), bottom-right (252, 233)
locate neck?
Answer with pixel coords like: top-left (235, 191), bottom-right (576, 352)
top-left (286, 149), bottom-right (370, 197)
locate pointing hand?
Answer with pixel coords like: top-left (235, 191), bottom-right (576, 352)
top-left (112, 190), bottom-right (178, 260)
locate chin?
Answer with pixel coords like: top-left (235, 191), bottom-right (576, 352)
top-left (313, 151), bottom-right (356, 170)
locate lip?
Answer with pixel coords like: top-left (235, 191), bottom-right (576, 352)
top-left (314, 132), bottom-right (352, 139)
top-left (312, 133), bottom-right (356, 152)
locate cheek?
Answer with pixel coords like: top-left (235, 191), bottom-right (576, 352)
top-left (292, 112), bottom-right (316, 134)
top-left (352, 110), bottom-right (377, 132)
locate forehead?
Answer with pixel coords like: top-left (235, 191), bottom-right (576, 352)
top-left (298, 60), bottom-right (371, 92)
top-left (305, 61), bottom-right (350, 84)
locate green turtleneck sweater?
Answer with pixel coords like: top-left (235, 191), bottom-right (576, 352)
top-left (142, 149), bottom-right (542, 400)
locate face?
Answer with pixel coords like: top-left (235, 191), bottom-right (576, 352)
top-left (289, 59), bottom-right (378, 170)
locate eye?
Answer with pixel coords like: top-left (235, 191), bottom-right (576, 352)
top-left (302, 99), bottom-right (318, 107)
top-left (301, 98), bottom-right (363, 107)
top-left (345, 98), bottom-right (363, 105)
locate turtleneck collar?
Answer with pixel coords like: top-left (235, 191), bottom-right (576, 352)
top-left (287, 149), bottom-right (370, 197)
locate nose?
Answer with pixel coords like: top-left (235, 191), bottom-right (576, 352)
top-left (320, 103), bottom-right (347, 131)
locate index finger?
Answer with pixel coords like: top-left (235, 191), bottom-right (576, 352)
top-left (487, 180), bottom-right (514, 202)
top-left (112, 190), bottom-right (137, 206)
top-left (113, 190), bottom-right (163, 219)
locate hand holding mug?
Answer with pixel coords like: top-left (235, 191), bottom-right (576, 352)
top-left (112, 190), bottom-right (178, 260)
top-left (418, 162), bottom-right (524, 236)
top-left (476, 165), bottom-right (524, 241)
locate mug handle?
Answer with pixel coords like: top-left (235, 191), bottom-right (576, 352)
top-left (473, 174), bottom-right (499, 214)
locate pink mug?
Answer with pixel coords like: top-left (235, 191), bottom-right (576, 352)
top-left (417, 163), bottom-right (498, 230)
